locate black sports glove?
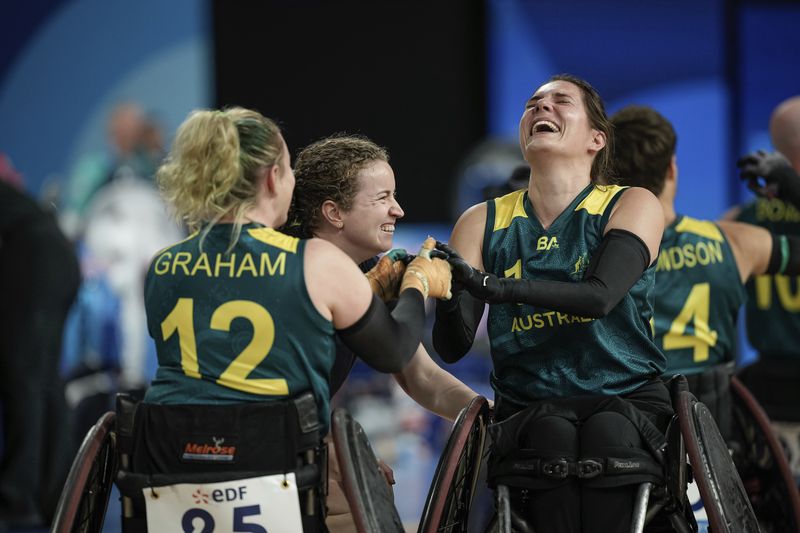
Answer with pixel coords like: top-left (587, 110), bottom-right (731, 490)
top-left (737, 150), bottom-right (800, 207)
top-left (435, 241), bottom-right (507, 302)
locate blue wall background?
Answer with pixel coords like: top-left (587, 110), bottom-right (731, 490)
top-left (0, 0), bottom-right (211, 197)
top-left (2, 1), bottom-right (799, 217)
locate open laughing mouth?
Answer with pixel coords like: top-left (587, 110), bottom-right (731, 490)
top-left (380, 224), bottom-right (395, 233)
top-left (531, 119), bottom-right (560, 135)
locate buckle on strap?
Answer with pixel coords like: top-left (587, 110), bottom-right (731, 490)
top-left (541, 459), bottom-right (569, 479)
top-left (540, 458), bottom-right (603, 479)
top-left (577, 459), bottom-right (603, 479)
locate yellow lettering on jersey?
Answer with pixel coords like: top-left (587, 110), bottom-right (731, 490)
top-left (172, 252), bottom-right (193, 275)
top-left (155, 252), bottom-right (172, 275)
top-left (752, 274), bottom-right (800, 312)
top-left (536, 236), bottom-right (559, 250)
top-left (776, 275), bottom-right (800, 311)
top-left (754, 275), bottom-right (771, 309)
top-left (504, 259), bottom-right (522, 279)
top-left (153, 251), bottom-right (288, 278)
top-left (236, 253), bottom-right (258, 278)
top-left (656, 241), bottom-right (723, 272)
top-left (756, 198), bottom-right (800, 223)
top-left (261, 252), bottom-right (286, 276)
top-left (511, 312), bottom-right (595, 331)
top-left (663, 283), bottom-right (718, 362)
top-left (215, 253), bottom-right (236, 277)
top-left (190, 253), bottom-right (212, 277)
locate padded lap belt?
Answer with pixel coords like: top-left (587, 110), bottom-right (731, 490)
top-left (488, 395), bottom-right (665, 489)
top-left (489, 449), bottom-right (662, 481)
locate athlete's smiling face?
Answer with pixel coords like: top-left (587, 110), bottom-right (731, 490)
top-left (518, 79), bottom-right (605, 164)
top-left (339, 159), bottom-right (404, 261)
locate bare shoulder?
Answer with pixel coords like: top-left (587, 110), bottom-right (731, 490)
top-left (716, 219), bottom-right (772, 279)
top-left (607, 187), bottom-right (664, 262)
top-left (303, 237), bottom-right (372, 326)
top-left (616, 186), bottom-right (661, 212)
top-left (450, 202), bottom-right (488, 268)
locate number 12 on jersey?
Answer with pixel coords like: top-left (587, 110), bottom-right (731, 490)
top-left (161, 298), bottom-right (289, 395)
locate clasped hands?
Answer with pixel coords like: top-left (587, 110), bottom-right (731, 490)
top-left (366, 239), bottom-right (509, 303)
top-left (365, 237), bottom-right (453, 301)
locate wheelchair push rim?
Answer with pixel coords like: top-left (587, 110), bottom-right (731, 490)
top-left (677, 390), bottom-right (760, 533)
top-left (418, 395), bottom-right (490, 533)
top-left (332, 408), bottom-right (404, 533)
top-left (51, 411), bottom-right (117, 533)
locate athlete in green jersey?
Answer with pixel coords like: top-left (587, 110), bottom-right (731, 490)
top-left (145, 224), bottom-right (337, 412)
top-left (144, 107), bottom-right (453, 435)
top-left (732, 96), bottom-right (800, 424)
top-left (434, 75), bottom-right (671, 533)
top-left (287, 134), bottom-right (479, 532)
top-left (481, 184), bottom-right (664, 403)
top-left (650, 216), bottom-right (745, 376)
top-left (611, 105), bottom-right (800, 445)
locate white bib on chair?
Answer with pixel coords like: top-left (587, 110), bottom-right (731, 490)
top-left (144, 472), bottom-right (304, 532)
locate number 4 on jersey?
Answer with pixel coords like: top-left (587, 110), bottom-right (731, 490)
top-left (663, 282), bottom-right (718, 362)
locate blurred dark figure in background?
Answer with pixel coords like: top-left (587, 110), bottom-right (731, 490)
top-left (482, 164), bottom-right (529, 201)
top-left (0, 158), bottom-right (81, 529)
top-left (738, 96), bottom-right (800, 211)
top-left (60, 102), bottom-right (166, 239)
top-left (733, 95), bottom-right (800, 482)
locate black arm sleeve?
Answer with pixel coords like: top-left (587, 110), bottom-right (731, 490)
top-left (492, 228), bottom-right (651, 318)
top-left (432, 291), bottom-right (486, 364)
top-left (337, 289), bottom-right (425, 373)
top-left (766, 233), bottom-right (800, 276)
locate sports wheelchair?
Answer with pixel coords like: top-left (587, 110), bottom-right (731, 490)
top-left (415, 376), bottom-right (770, 533)
top-left (51, 393), bottom-right (328, 533)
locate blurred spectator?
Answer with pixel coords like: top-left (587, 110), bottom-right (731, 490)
top-left (733, 96), bottom-right (800, 420)
top-left (732, 96), bottom-right (800, 482)
top-left (451, 138), bottom-right (525, 222)
top-left (59, 102), bottom-right (165, 239)
top-left (0, 156), bottom-right (81, 529)
top-left (80, 177), bottom-right (183, 391)
top-left (54, 102), bottom-right (179, 434)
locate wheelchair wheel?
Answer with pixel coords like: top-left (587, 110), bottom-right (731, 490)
top-left (418, 395), bottom-right (491, 533)
top-left (731, 376), bottom-right (800, 533)
top-left (332, 408), bottom-right (404, 533)
top-left (676, 390), bottom-right (759, 533)
top-left (51, 412), bottom-right (117, 533)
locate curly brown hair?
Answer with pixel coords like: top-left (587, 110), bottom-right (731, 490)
top-left (286, 134), bottom-right (389, 238)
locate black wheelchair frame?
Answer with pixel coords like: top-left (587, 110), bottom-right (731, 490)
top-left (51, 397), bottom-right (328, 533)
top-left (418, 379), bottom-right (765, 533)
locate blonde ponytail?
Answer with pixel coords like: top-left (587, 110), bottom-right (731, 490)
top-left (157, 107), bottom-right (283, 245)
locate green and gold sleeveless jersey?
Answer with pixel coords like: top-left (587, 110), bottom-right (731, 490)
top-left (654, 216), bottom-right (745, 376)
top-left (736, 198), bottom-right (800, 360)
top-left (483, 184), bottom-right (665, 405)
top-left (144, 223), bottom-right (335, 430)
